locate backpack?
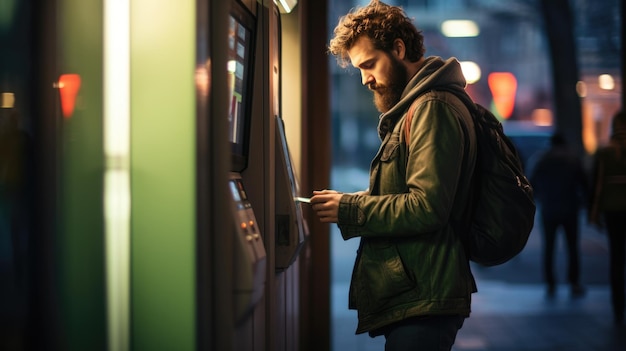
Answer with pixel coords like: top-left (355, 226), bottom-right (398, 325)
top-left (404, 92), bottom-right (536, 266)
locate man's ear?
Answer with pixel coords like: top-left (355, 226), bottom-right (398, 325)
top-left (392, 39), bottom-right (406, 60)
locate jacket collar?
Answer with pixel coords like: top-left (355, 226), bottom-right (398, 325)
top-left (376, 56), bottom-right (468, 139)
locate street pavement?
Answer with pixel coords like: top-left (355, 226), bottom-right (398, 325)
top-left (331, 209), bottom-right (626, 351)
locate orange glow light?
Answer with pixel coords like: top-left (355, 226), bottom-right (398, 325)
top-left (488, 72), bottom-right (517, 119)
top-left (58, 74), bottom-right (81, 118)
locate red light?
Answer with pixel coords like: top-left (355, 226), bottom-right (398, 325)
top-left (488, 72), bottom-right (517, 119)
top-left (58, 74), bottom-right (81, 118)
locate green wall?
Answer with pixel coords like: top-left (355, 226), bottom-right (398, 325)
top-left (58, 0), bottom-right (106, 349)
top-left (57, 0), bottom-right (198, 348)
top-left (130, 1), bottom-right (197, 350)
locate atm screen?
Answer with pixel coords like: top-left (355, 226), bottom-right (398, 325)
top-left (228, 1), bottom-right (256, 172)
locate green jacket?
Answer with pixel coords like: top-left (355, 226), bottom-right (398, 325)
top-left (337, 57), bottom-right (478, 334)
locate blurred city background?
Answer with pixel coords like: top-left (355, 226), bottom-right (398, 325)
top-left (328, 0), bottom-right (621, 170)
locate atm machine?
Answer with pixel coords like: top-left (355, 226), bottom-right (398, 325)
top-left (228, 173), bottom-right (266, 322)
top-left (269, 0), bottom-right (308, 271)
top-left (275, 115), bottom-right (309, 270)
top-left (225, 0), bottom-right (307, 323)
top-left (226, 0), bottom-right (266, 323)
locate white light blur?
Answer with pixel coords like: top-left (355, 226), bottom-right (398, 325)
top-left (274, 0), bottom-right (297, 13)
top-left (227, 60), bottom-right (237, 73)
top-left (576, 81), bottom-right (587, 97)
top-left (441, 20), bottom-right (480, 37)
top-left (598, 74), bottom-right (615, 90)
top-left (104, 1), bottom-right (130, 351)
top-left (460, 61), bottom-right (481, 84)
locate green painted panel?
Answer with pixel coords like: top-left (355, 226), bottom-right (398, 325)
top-left (130, 1), bottom-right (196, 350)
top-left (57, 0), bottom-right (106, 349)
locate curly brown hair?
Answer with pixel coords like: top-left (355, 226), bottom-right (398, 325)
top-left (328, 0), bottom-right (425, 68)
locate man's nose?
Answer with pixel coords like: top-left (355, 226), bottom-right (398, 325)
top-left (361, 72), bottom-right (374, 86)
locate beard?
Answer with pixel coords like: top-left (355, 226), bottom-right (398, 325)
top-left (370, 56), bottom-right (407, 113)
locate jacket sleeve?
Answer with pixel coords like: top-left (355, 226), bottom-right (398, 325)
top-left (338, 98), bottom-right (469, 239)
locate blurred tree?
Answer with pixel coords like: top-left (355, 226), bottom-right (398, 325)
top-left (541, 0), bottom-right (584, 155)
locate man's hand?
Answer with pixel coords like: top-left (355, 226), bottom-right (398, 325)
top-left (310, 189), bottom-right (343, 223)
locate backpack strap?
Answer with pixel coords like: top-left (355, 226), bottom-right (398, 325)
top-left (404, 90), bottom-right (477, 142)
top-left (404, 97), bottom-right (423, 142)
top-left (404, 103), bottom-right (413, 141)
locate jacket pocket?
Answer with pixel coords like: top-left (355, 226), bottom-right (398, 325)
top-left (355, 240), bottom-right (416, 313)
top-left (376, 132), bottom-right (407, 194)
top-left (380, 133), bottom-right (401, 162)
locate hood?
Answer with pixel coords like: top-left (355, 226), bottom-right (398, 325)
top-left (377, 56), bottom-right (470, 139)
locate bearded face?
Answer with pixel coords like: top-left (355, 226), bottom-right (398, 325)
top-left (368, 53), bottom-right (407, 113)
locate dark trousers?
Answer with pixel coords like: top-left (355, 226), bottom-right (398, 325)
top-left (380, 315), bottom-right (465, 351)
top-left (605, 211), bottom-right (626, 321)
top-left (540, 212), bottom-right (581, 287)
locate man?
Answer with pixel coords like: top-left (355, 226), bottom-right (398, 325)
top-left (529, 133), bottom-right (588, 298)
top-left (310, 1), bottom-right (477, 350)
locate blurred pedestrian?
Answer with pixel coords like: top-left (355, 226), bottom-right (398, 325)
top-left (589, 110), bottom-right (626, 325)
top-left (530, 133), bottom-right (588, 298)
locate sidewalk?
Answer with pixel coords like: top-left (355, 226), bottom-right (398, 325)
top-left (452, 213), bottom-right (625, 351)
top-left (331, 212), bottom-right (626, 351)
